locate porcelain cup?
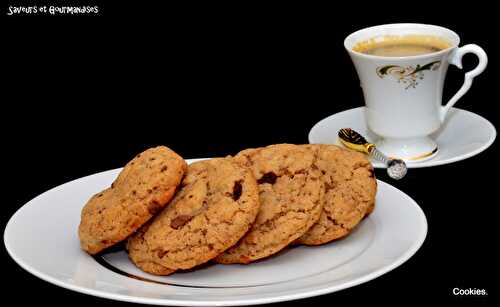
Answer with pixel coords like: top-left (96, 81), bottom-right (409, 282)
top-left (344, 23), bottom-right (487, 162)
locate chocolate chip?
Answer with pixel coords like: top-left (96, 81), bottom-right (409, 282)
top-left (294, 169), bottom-right (306, 175)
top-left (170, 215), bottom-right (193, 229)
top-left (150, 157), bottom-right (156, 161)
top-left (157, 249), bottom-right (167, 259)
top-left (324, 182), bottom-right (335, 193)
top-left (232, 181), bottom-right (243, 201)
top-left (148, 200), bottom-right (162, 214)
top-left (208, 244), bottom-right (214, 250)
top-left (330, 217), bottom-right (339, 225)
top-left (160, 165), bottom-right (168, 172)
top-left (257, 172), bottom-right (278, 185)
top-left (147, 189), bottom-right (152, 194)
top-left (97, 193), bottom-right (104, 198)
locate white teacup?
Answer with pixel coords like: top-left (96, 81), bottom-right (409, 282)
top-left (344, 23), bottom-right (487, 162)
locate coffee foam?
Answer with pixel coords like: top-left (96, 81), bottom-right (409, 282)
top-left (353, 34), bottom-right (452, 54)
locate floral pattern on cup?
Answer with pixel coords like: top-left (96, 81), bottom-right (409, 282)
top-left (376, 61), bottom-right (441, 89)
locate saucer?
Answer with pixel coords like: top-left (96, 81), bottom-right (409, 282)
top-left (308, 107), bottom-right (496, 168)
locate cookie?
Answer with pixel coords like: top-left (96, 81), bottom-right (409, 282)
top-left (215, 144), bottom-right (323, 264)
top-left (78, 146), bottom-right (187, 255)
top-left (123, 222), bottom-right (176, 275)
top-left (296, 144), bottom-right (377, 245)
top-left (126, 158), bottom-right (260, 274)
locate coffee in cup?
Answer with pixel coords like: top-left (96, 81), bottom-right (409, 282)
top-left (353, 35), bottom-right (451, 57)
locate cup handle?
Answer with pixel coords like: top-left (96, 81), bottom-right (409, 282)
top-left (440, 44), bottom-right (488, 122)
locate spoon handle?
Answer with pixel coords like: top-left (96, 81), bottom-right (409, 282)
top-left (368, 147), bottom-right (408, 180)
top-left (337, 128), bottom-right (407, 179)
top-left (368, 147), bottom-right (390, 164)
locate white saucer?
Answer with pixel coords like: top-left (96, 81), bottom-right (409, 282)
top-left (309, 107), bottom-right (496, 168)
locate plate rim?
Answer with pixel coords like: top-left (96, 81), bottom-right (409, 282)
top-left (308, 106), bottom-right (497, 169)
top-left (4, 163), bottom-right (428, 306)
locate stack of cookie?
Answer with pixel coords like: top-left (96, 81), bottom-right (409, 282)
top-left (79, 144), bottom-right (377, 275)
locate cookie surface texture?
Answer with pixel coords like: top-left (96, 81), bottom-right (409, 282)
top-left (126, 158), bottom-right (260, 274)
top-left (79, 146), bottom-right (187, 255)
top-left (215, 144), bottom-right (323, 264)
top-left (296, 144), bottom-right (377, 245)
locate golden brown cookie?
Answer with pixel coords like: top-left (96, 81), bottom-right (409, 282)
top-left (215, 144), bottom-right (323, 264)
top-left (78, 146), bottom-right (187, 255)
top-left (123, 222), bottom-right (176, 275)
top-left (126, 158), bottom-right (260, 275)
top-left (296, 144), bottom-right (377, 245)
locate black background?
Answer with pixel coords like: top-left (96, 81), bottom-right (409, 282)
top-left (3, 2), bottom-right (498, 306)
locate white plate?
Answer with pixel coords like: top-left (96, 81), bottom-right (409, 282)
top-left (309, 107), bottom-right (496, 168)
top-left (4, 159), bottom-right (427, 306)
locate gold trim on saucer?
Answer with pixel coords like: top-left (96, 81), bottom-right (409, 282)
top-left (390, 147), bottom-right (438, 161)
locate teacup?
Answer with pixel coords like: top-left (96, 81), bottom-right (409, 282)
top-left (344, 23), bottom-right (487, 162)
